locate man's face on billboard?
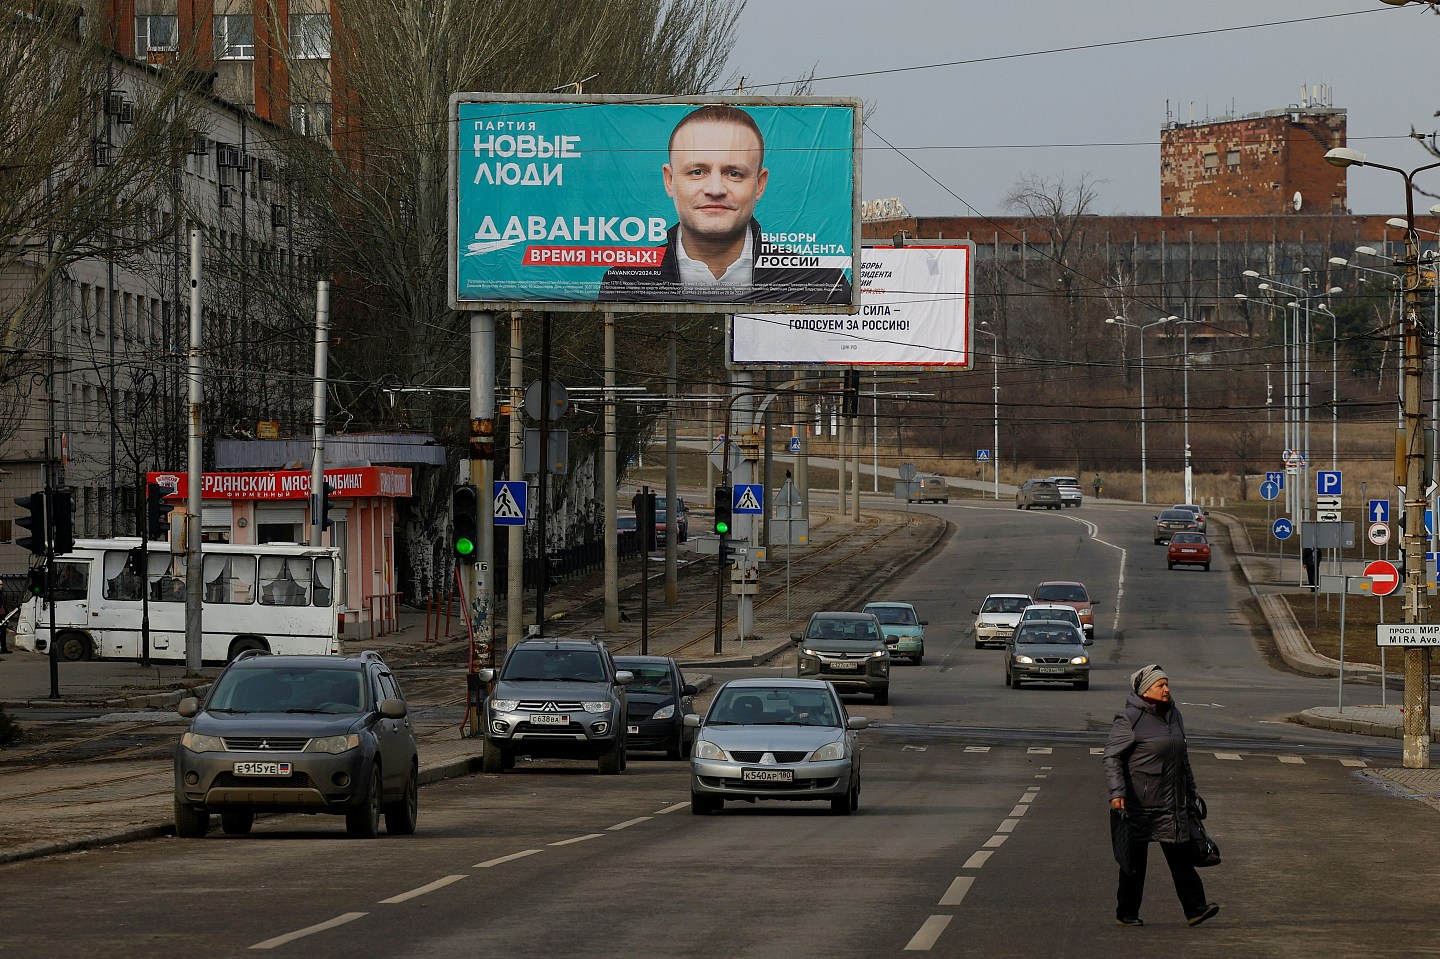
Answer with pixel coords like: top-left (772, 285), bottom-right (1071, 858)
top-left (662, 119), bottom-right (768, 246)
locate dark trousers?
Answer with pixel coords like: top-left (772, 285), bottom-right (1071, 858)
top-left (1117, 840), bottom-right (1206, 919)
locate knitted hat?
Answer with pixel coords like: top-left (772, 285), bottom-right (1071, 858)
top-left (1130, 664), bottom-right (1168, 695)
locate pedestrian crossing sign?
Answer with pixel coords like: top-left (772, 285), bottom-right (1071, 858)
top-left (733, 484), bottom-right (763, 514)
top-left (493, 481), bottom-right (528, 526)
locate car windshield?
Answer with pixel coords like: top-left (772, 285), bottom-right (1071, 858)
top-left (1052, 477), bottom-right (1079, 486)
top-left (866, 606), bottom-right (917, 626)
top-left (1016, 626), bottom-right (1082, 646)
top-left (1171, 533), bottom-right (1206, 544)
top-left (983, 597), bottom-right (1029, 614)
top-left (208, 667), bottom-right (366, 714)
top-left (503, 648), bottom-right (608, 682)
top-left (708, 688), bottom-right (840, 726)
top-left (1024, 607), bottom-right (1077, 623)
top-left (618, 665), bottom-right (673, 694)
top-left (807, 618), bottom-right (881, 642)
top-left (1159, 510), bottom-right (1193, 521)
top-left (1035, 585), bottom-right (1088, 603)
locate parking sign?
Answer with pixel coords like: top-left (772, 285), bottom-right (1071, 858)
top-left (1316, 471), bottom-right (1342, 497)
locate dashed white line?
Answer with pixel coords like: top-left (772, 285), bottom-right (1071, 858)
top-left (656, 802), bottom-right (689, 814)
top-left (1090, 747), bottom-right (1104, 755)
top-left (1279, 756), bottom-right (1306, 765)
top-left (1215, 753), bottom-right (1243, 761)
top-left (1008, 805), bottom-right (1029, 817)
top-left (961, 850), bottom-right (993, 869)
top-left (997, 819), bottom-right (1020, 833)
top-left (474, 849), bottom-right (542, 868)
top-left (982, 835), bottom-right (1009, 849)
top-left (964, 746), bottom-right (991, 753)
top-left (904, 916), bottom-right (952, 951)
top-left (250, 912), bottom-right (367, 950)
top-left (939, 876), bottom-right (975, 906)
top-left (1027, 747), bottom-right (1052, 755)
top-left (1340, 759), bottom-right (1367, 768)
top-left (379, 875), bottom-right (467, 904)
top-left (608, 817), bottom-right (652, 831)
top-left (1018, 794), bottom-right (1037, 804)
top-left (549, 833), bottom-right (605, 846)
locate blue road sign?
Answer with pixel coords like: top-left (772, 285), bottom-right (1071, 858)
top-left (1265, 471), bottom-right (1284, 489)
top-left (1260, 480), bottom-right (1279, 501)
top-left (788, 436), bottom-right (802, 453)
top-left (977, 449), bottom-right (991, 462)
top-left (733, 484), bottom-right (764, 514)
top-left (493, 481), bottom-right (528, 526)
top-left (1272, 518), bottom-right (1294, 540)
top-left (1428, 509), bottom-right (1435, 538)
top-left (1316, 470), bottom-right (1342, 496)
top-left (1369, 499), bottom-right (1390, 524)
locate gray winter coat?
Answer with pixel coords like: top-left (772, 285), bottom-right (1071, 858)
top-left (1102, 692), bottom-right (1197, 844)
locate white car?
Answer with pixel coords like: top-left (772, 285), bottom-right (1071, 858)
top-left (1017, 603), bottom-right (1085, 633)
top-left (972, 593), bottom-right (1034, 649)
top-left (1046, 476), bottom-right (1084, 508)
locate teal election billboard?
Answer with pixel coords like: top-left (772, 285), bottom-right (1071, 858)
top-left (448, 95), bottom-right (861, 313)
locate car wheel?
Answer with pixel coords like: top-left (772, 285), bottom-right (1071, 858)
top-left (1204, 563), bottom-right (1211, 571)
top-left (173, 798), bottom-right (210, 838)
top-left (851, 780), bottom-right (861, 811)
top-left (691, 792), bottom-right (720, 815)
top-left (1168, 562), bottom-right (1175, 570)
top-left (912, 654), bottom-right (923, 666)
top-left (874, 688), bottom-right (889, 706)
top-left (384, 762), bottom-right (419, 835)
top-left (1154, 538), bottom-right (1163, 545)
top-left (56, 631), bottom-right (92, 662)
top-left (1075, 679), bottom-right (1090, 691)
top-left (226, 637), bottom-right (268, 662)
top-left (598, 741), bottom-right (623, 775)
top-left (345, 766), bottom-right (382, 839)
top-left (220, 811), bottom-right (254, 835)
top-left (482, 739), bottom-right (507, 774)
top-left (830, 790), bottom-right (854, 816)
top-left (1012, 677), bottom-right (1024, 689)
top-left (1004, 668), bottom-right (1012, 687)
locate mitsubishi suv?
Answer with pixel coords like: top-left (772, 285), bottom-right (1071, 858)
top-left (172, 650), bottom-right (419, 839)
top-left (479, 637), bottom-right (634, 774)
top-left (790, 611), bottom-right (891, 704)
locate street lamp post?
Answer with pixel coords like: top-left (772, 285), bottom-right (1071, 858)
top-left (1106, 315), bottom-right (1169, 504)
top-left (977, 322), bottom-right (999, 500)
top-left (1326, 146), bottom-right (1440, 769)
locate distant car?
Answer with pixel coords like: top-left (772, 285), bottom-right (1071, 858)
top-left (1019, 603), bottom-right (1084, 633)
top-left (1016, 479), bottom-right (1063, 510)
top-left (685, 678), bottom-right (866, 815)
top-left (907, 475), bottom-right (950, 504)
top-left (862, 601), bottom-right (927, 664)
top-left (791, 611), bottom-right (891, 704)
top-left (1005, 621), bottom-right (1092, 690)
top-left (1046, 476), bottom-right (1084, 508)
top-left (1032, 580), bottom-right (1096, 639)
top-left (1171, 504), bottom-right (1208, 531)
top-left (1154, 508), bottom-right (1201, 544)
top-left (172, 650), bottom-right (419, 839)
top-left (654, 497), bottom-right (690, 543)
top-left (973, 593), bottom-right (1034, 649)
top-left (618, 514), bottom-right (639, 538)
top-left (1167, 532), bottom-right (1212, 571)
top-left (615, 655), bottom-right (698, 759)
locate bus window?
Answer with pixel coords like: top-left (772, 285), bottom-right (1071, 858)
top-left (148, 553), bottom-right (186, 603)
top-left (313, 557), bottom-right (333, 607)
top-left (260, 556), bottom-right (309, 606)
top-left (204, 554), bottom-right (256, 604)
top-left (52, 562), bottom-right (89, 601)
top-left (103, 551), bottom-right (143, 601)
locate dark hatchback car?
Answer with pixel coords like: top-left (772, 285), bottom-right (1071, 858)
top-left (615, 655), bottom-right (698, 759)
top-left (173, 650), bottom-right (419, 839)
top-left (1154, 508), bottom-right (1201, 544)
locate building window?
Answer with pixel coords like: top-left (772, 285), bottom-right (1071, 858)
top-left (1226, 150), bottom-right (1240, 169)
top-left (289, 14), bottom-right (331, 59)
top-left (214, 15), bottom-right (255, 59)
top-left (134, 15), bottom-right (178, 58)
top-left (1202, 152), bottom-right (1219, 172)
top-left (290, 102), bottom-right (333, 139)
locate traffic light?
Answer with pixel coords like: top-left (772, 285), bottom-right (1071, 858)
top-left (26, 567), bottom-right (47, 598)
top-left (713, 485), bottom-right (732, 537)
top-left (14, 491), bottom-right (48, 556)
top-left (49, 489), bottom-right (74, 556)
top-left (452, 484), bottom-right (479, 562)
top-left (146, 483), bottom-right (174, 540)
top-left (631, 490), bottom-right (657, 552)
top-left (317, 481), bottom-right (335, 532)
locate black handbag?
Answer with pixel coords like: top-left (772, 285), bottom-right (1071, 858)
top-left (1110, 809), bottom-right (1135, 873)
top-left (1189, 794), bottom-right (1222, 868)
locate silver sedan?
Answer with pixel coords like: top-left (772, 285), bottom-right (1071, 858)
top-left (685, 678), bottom-right (866, 816)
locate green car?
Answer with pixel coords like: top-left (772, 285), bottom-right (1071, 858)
top-left (862, 602), bottom-right (927, 665)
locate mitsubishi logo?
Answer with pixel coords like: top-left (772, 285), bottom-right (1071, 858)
top-left (258, 740), bottom-right (271, 750)
top-left (760, 752), bottom-right (777, 765)
top-left (541, 702), bottom-right (559, 712)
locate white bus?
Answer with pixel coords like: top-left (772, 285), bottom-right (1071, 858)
top-left (14, 538), bottom-right (343, 664)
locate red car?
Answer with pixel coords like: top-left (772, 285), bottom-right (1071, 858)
top-left (1167, 532), bottom-right (1211, 571)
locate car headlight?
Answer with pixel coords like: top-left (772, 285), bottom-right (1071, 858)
top-left (180, 732), bottom-right (225, 753)
top-left (1070, 656), bottom-right (1089, 665)
top-left (870, 648), bottom-right (888, 659)
top-left (692, 739), bottom-right (728, 761)
top-left (1014, 655), bottom-right (1034, 664)
top-left (305, 734), bottom-right (361, 754)
top-left (802, 648), bottom-right (819, 658)
top-left (583, 701), bottom-right (611, 714)
top-left (490, 699), bottom-right (519, 712)
top-left (810, 741), bottom-right (846, 762)
top-left (650, 704), bottom-right (676, 721)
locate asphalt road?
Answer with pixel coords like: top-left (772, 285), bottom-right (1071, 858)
top-left (2, 501), bottom-right (1435, 958)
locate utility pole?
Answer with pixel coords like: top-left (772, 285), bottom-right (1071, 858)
top-left (309, 281), bottom-right (329, 547)
top-left (184, 229), bottom-right (203, 675)
top-left (1399, 220), bottom-right (1432, 769)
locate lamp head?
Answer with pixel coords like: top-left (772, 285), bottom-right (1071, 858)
top-left (1328, 286), bottom-right (1343, 294)
top-left (1233, 293), bottom-right (1248, 301)
top-left (1324, 147), bottom-right (1366, 169)
top-left (1430, 204), bottom-right (1440, 217)
top-left (1257, 283), bottom-right (1271, 291)
top-left (1105, 317), bottom-right (1118, 325)
top-left (1356, 246), bottom-right (1378, 257)
top-left (1387, 217), bottom-right (1410, 230)
top-left (1328, 257), bottom-right (1349, 266)
top-left (1243, 270), bottom-right (1261, 278)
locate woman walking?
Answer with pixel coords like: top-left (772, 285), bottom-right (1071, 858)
top-left (1102, 665), bottom-right (1220, 927)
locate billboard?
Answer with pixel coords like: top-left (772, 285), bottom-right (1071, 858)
top-left (729, 244), bottom-right (973, 368)
top-left (448, 94), bottom-right (861, 313)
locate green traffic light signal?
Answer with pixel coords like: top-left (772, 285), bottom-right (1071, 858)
top-left (455, 536), bottom-right (476, 557)
top-left (715, 519), bottom-right (729, 535)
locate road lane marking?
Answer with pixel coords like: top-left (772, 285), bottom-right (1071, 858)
top-left (997, 819), bottom-right (1020, 833)
top-left (1027, 747), bottom-right (1052, 755)
top-left (983, 835), bottom-right (1009, 849)
top-left (1340, 759), bottom-right (1366, 767)
top-left (1008, 805), bottom-right (1028, 817)
top-left (964, 746), bottom-right (990, 753)
top-left (474, 849), bottom-right (542, 868)
top-left (250, 912), bottom-right (367, 950)
top-left (1025, 785), bottom-right (1041, 792)
top-left (939, 877), bottom-right (975, 906)
top-left (656, 802), bottom-right (689, 814)
top-left (903, 745), bottom-right (928, 752)
top-left (961, 851), bottom-right (993, 869)
top-left (1215, 753), bottom-right (1242, 761)
top-left (608, 817), bottom-right (652, 831)
top-left (1279, 756), bottom-right (1306, 764)
top-left (904, 916), bottom-right (952, 951)
top-left (549, 833), bottom-right (605, 846)
top-left (379, 875), bottom-right (467, 904)
top-left (1019, 794), bottom-right (1037, 804)
top-left (1090, 747), bottom-right (1104, 755)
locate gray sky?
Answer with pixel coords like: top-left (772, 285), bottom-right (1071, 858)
top-left (723, 2), bottom-right (1440, 217)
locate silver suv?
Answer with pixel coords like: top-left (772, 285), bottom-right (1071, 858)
top-left (479, 638), bottom-right (633, 774)
top-left (790, 611), bottom-right (891, 704)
